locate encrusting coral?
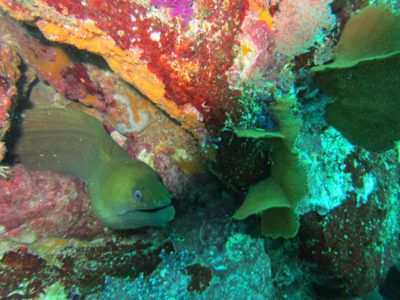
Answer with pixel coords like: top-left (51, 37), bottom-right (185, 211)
top-left (0, 0), bottom-right (250, 132)
top-left (273, 0), bottom-right (336, 57)
top-left (0, 43), bottom-right (20, 162)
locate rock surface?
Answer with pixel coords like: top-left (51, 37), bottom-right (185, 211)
top-left (0, 1), bottom-right (399, 299)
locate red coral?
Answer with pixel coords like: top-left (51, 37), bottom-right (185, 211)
top-left (185, 263), bottom-right (213, 293)
top-left (273, 0), bottom-right (336, 57)
top-left (0, 75), bottom-right (13, 130)
top-left (60, 64), bottom-right (105, 105)
top-left (43, 0), bottom-right (249, 128)
top-left (0, 43), bottom-right (20, 140)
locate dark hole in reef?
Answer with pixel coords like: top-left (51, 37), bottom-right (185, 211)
top-left (380, 264), bottom-right (400, 300)
top-left (212, 131), bottom-right (272, 193)
top-left (5, 20), bottom-right (181, 154)
top-left (2, 23), bottom-right (114, 165)
top-left (2, 61), bottom-right (35, 165)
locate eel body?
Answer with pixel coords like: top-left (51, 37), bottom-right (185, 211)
top-left (17, 108), bottom-right (174, 229)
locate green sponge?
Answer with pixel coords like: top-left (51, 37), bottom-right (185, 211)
top-left (233, 96), bottom-right (308, 239)
top-left (313, 6), bottom-right (400, 152)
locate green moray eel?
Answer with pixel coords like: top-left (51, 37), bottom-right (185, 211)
top-left (16, 108), bottom-right (174, 229)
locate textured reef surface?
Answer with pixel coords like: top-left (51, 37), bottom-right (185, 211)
top-left (0, 0), bottom-right (399, 299)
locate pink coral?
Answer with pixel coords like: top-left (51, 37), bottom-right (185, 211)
top-left (151, 0), bottom-right (193, 25)
top-left (273, 0), bottom-right (336, 57)
top-left (0, 166), bottom-right (103, 241)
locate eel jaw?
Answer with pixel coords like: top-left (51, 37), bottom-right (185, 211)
top-left (103, 202), bottom-right (175, 230)
top-left (136, 203), bottom-right (173, 213)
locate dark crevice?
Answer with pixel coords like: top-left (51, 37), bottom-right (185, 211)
top-left (2, 61), bottom-right (35, 165)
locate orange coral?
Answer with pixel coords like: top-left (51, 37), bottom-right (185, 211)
top-left (0, 0), bottom-right (248, 132)
top-left (36, 19), bottom-right (203, 129)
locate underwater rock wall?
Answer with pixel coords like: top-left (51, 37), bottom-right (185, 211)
top-left (0, 0), bottom-right (247, 131)
top-left (0, 10), bottom-right (209, 198)
top-left (0, 42), bottom-right (20, 162)
top-left (298, 93), bottom-right (400, 296)
top-left (0, 7), bottom-right (212, 251)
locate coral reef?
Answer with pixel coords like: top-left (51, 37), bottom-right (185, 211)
top-left (94, 233), bottom-right (273, 299)
top-left (0, 0), bottom-right (399, 299)
top-left (0, 239), bottom-right (175, 298)
top-left (301, 155), bottom-right (399, 296)
top-left (274, 0), bottom-right (336, 57)
top-left (0, 43), bottom-right (20, 162)
top-left (0, 0), bottom-right (249, 131)
top-left (0, 165), bottom-right (103, 243)
top-left (87, 197), bottom-right (276, 299)
top-left (232, 94), bottom-right (308, 239)
top-left (0, 12), bottom-right (208, 203)
top-left (297, 87), bottom-right (400, 297)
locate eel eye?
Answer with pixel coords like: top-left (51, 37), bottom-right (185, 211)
top-left (133, 189), bottom-right (143, 203)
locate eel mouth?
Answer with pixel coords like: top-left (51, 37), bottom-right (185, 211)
top-left (109, 203), bottom-right (175, 229)
top-left (136, 203), bottom-right (173, 213)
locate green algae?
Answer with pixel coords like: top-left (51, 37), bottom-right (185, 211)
top-left (233, 95), bottom-right (308, 239)
top-left (313, 6), bottom-right (400, 152)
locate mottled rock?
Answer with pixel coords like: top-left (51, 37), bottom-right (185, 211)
top-left (0, 165), bottom-right (103, 243)
top-left (300, 151), bottom-right (400, 297)
top-left (0, 240), bottom-right (173, 299)
top-left (0, 0), bottom-right (248, 130)
top-left (0, 42), bottom-right (20, 161)
top-left (0, 0), bottom-right (337, 133)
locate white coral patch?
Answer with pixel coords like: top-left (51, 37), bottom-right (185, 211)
top-left (114, 94), bottom-right (151, 134)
